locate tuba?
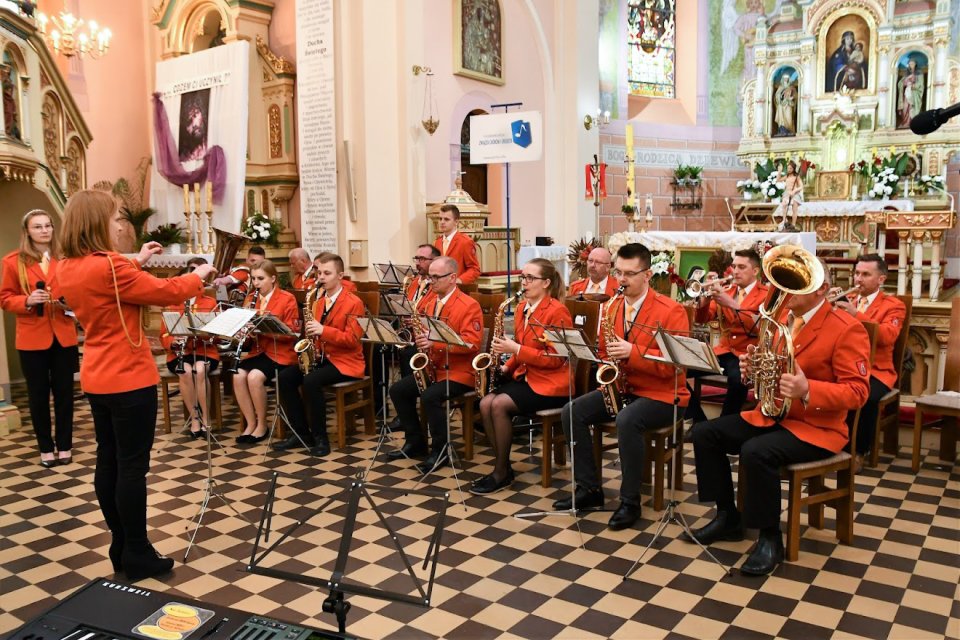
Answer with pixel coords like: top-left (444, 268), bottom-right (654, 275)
top-left (597, 285), bottom-right (627, 415)
top-left (472, 291), bottom-right (522, 398)
top-left (744, 244), bottom-right (824, 419)
top-left (211, 228), bottom-right (248, 305)
top-left (294, 283), bottom-right (322, 374)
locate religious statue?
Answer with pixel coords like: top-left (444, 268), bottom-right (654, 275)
top-left (773, 71), bottom-right (797, 136)
top-left (897, 56), bottom-right (926, 129)
top-left (1, 64), bottom-right (20, 140)
top-left (776, 161), bottom-right (804, 232)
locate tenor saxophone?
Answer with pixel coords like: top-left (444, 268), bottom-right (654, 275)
top-left (294, 283), bottom-right (321, 374)
top-left (408, 298), bottom-right (434, 392)
top-left (472, 290), bottom-right (522, 398)
top-left (597, 285), bottom-right (627, 415)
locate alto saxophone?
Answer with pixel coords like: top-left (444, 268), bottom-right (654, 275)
top-left (294, 283), bottom-right (321, 374)
top-left (408, 297), bottom-right (434, 393)
top-left (472, 290), bottom-right (522, 398)
top-left (597, 285), bottom-right (627, 415)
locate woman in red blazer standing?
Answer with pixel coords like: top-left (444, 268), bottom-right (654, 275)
top-left (159, 257), bottom-right (221, 439)
top-left (55, 189), bottom-right (216, 582)
top-left (233, 259), bottom-right (298, 444)
top-left (473, 258), bottom-right (573, 495)
top-left (0, 210), bottom-right (79, 467)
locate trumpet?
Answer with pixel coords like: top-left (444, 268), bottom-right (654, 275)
top-left (686, 274), bottom-right (734, 299)
top-left (827, 285), bottom-right (861, 304)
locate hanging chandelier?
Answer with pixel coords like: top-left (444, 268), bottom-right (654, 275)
top-left (36, 10), bottom-right (111, 59)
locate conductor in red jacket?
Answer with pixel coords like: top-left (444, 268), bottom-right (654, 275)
top-left (275, 253), bottom-right (366, 456)
top-left (55, 190), bottom-right (217, 582)
top-left (434, 204), bottom-right (481, 284)
top-left (0, 210), bottom-right (79, 467)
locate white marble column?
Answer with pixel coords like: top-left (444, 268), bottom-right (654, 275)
top-left (753, 61), bottom-right (767, 137)
top-left (897, 231), bottom-right (909, 295)
top-left (936, 333), bottom-right (948, 391)
top-left (930, 230), bottom-right (943, 301)
top-left (876, 38), bottom-right (891, 128)
top-left (799, 40), bottom-right (815, 134)
top-left (911, 231), bottom-right (925, 298)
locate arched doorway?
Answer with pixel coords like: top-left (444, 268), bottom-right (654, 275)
top-left (459, 109), bottom-right (488, 206)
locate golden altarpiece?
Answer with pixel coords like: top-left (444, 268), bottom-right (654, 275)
top-left (735, 0), bottom-right (958, 398)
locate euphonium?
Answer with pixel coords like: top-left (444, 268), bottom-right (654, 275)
top-left (294, 283), bottom-right (322, 374)
top-left (744, 244), bottom-right (824, 419)
top-left (408, 299), bottom-right (434, 393)
top-left (472, 291), bottom-right (522, 398)
top-left (597, 285), bottom-right (627, 415)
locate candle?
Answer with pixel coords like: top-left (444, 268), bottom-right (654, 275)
top-left (206, 182), bottom-right (213, 211)
top-left (183, 184), bottom-right (190, 212)
top-left (625, 124), bottom-right (635, 208)
top-left (193, 183), bottom-right (201, 214)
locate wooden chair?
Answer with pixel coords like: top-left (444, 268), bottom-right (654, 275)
top-left (440, 327), bottom-right (488, 461)
top-left (911, 298), bottom-right (960, 472)
top-left (778, 321), bottom-right (878, 562)
top-left (868, 294), bottom-right (912, 467)
top-left (471, 292), bottom-right (507, 334)
top-left (324, 290), bottom-right (378, 448)
top-left (352, 281), bottom-right (382, 292)
top-left (160, 368), bottom-right (223, 433)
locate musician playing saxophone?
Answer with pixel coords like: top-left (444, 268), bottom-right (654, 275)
top-left (687, 263), bottom-right (870, 576)
top-left (687, 249), bottom-right (768, 422)
top-left (388, 257), bottom-right (481, 471)
top-left (275, 253), bottom-right (365, 456)
top-left (555, 243), bottom-right (690, 529)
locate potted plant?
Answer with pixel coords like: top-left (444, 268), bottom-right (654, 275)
top-left (621, 203), bottom-right (637, 215)
top-left (687, 165), bottom-right (703, 186)
top-left (917, 174), bottom-right (945, 195)
top-left (141, 224), bottom-right (185, 252)
top-left (736, 179), bottom-right (762, 200)
top-left (673, 165), bottom-right (689, 186)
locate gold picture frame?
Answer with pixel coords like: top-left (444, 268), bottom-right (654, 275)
top-left (816, 170), bottom-right (852, 200)
top-left (454, 0), bottom-right (504, 86)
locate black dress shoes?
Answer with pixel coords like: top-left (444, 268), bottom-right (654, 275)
top-left (552, 486), bottom-right (605, 511)
top-left (469, 468), bottom-right (515, 495)
top-left (122, 547), bottom-right (174, 582)
top-left (416, 452), bottom-right (449, 475)
top-left (272, 435), bottom-right (314, 451)
top-left (681, 510), bottom-right (744, 545)
top-left (39, 457), bottom-right (56, 469)
top-left (309, 440), bottom-right (331, 457)
top-left (740, 533), bottom-right (784, 576)
top-left (387, 442), bottom-right (428, 461)
top-left (607, 502), bottom-right (641, 531)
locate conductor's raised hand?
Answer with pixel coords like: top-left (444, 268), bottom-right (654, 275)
top-left (136, 241), bottom-right (164, 265)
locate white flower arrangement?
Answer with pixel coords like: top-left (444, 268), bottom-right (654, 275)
top-left (736, 179), bottom-right (762, 196)
top-left (606, 232), bottom-right (634, 257)
top-left (759, 171), bottom-right (786, 201)
top-left (868, 167), bottom-right (899, 199)
top-left (241, 212), bottom-right (281, 245)
top-left (650, 251), bottom-right (672, 276)
top-left (917, 174), bottom-right (946, 192)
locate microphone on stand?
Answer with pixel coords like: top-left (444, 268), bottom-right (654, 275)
top-left (909, 102), bottom-right (960, 135)
top-left (35, 281), bottom-right (45, 317)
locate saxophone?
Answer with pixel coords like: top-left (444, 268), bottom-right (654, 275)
top-left (408, 297), bottom-right (434, 392)
top-left (472, 290), bottom-right (522, 398)
top-left (294, 283), bottom-right (321, 374)
top-left (744, 245), bottom-right (823, 419)
top-left (597, 285), bottom-right (627, 415)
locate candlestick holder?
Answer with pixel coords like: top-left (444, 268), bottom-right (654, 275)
top-left (184, 209), bottom-right (195, 254)
top-left (205, 209), bottom-right (214, 253)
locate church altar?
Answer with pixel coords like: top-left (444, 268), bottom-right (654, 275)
top-left (611, 231), bottom-right (817, 255)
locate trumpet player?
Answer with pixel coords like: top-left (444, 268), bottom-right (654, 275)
top-left (556, 243), bottom-right (689, 528)
top-left (568, 247), bottom-right (617, 298)
top-left (159, 257), bottom-right (220, 439)
top-left (388, 257), bottom-right (482, 471)
top-left (276, 253), bottom-right (365, 456)
top-left (686, 249), bottom-right (767, 423)
top-left (688, 264), bottom-right (870, 576)
top-left (834, 254), bottom-right (906, 468)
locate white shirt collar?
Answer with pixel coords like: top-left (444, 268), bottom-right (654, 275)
top-left (796, 299), bottom-right (826, 325)
top-left (524, 297), bottom-right (543, 317)
top-left (860, 289), bottom-right (880, 308)
top-left (443, 229), bottom-right (458, 242)
top-left (740, 280), bottom-right (756, 296)
top-left (438, 288), bottom-right (456, 306)
top-left (325, 285), bottom-right (344, 305)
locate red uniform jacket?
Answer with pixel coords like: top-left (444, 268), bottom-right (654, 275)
top-left (568, 277), bottom-right (618, 298)
top-left (599, 291), bottom-right (690, 406)
top-left (853, 291), bottom-right (906, 389)
top-left (243, 288), bottom-right (299, 366)
top-left (435, 232), bottom-right (481, 284)
top-left (742, 302), bottom-right (870, 453)
top-left (310, 289), bottom-right (366, 379)
top-left (0, 250), bottom-right (78, 350)
top-left (159, 295), bottom-right (221, 363)
top-left (230, 265), bottom-right (251, 294)
top-left (55, 252), bottom-right (204, 394)
top-left (413, 288), bottom-right (482, 387)
top-left (406, 275), bottom-right (430, 302)
top-left (503, 296), bottom-right (573, 397)
top-left (292, 271), bottom-right (317, 290)
top-left (695, 281), bottom-right (769, 356)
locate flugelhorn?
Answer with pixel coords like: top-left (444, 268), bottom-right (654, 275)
top-left (827, 285), bottom-right (860, 304)
top-left (686, 274), bottom-right (734, 299)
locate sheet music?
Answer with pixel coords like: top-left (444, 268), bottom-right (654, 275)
top-left (162, 312), bottom-right (194, 336)
top-left (384, 293), bottom-right (415, 317)
top-left (425, 318), bottom-right (471, 347)
top-left (357, 317), bottom-right (410, 345)
top-left (256, 314), bottom-right (296, 337)
top-left (651, 331), bottom-right (722, 373)
top-left (374, 263), bottom-right (414, 286)
top-left (543, 328), bottom-right (601, 362)
top-left (198, 307), bottom-right (257, 338)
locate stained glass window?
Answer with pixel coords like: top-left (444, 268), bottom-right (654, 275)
top-left (627, 0), bottom-right (676, 99)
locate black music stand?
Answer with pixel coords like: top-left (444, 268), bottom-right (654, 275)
top-left (623, 323), bottom-right (732, 580)
top-left (246, 470), bottom-right (449, 635)
top-left (373, 262), bottom-right (414, 288)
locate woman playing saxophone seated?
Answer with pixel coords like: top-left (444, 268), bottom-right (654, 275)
top-left (472, 258), bottom-right (573, 496)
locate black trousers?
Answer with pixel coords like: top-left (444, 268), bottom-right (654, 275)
top-left (691, 414), bottom-right (832, 530)
top-left (19, 338), bottom-right (79, 453)
top-left (847, 375), bottom-right (890, 455)
top-left (278, 361), bottom-right (355, 443)
top-left (389, 374), bottom-right (471, 453)
top-left (87, 386), bottom-right (158, 552)
top-left (685, 352), bottom-right (748, 423)
top-left (371, 345), bottom-right (415, 417)
top-left (561, 390), bottom-right (675, 506)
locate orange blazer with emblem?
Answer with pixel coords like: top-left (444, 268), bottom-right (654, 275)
top-left (242, 287), bottom-right (299, 366)
top-left (503, 296), bottom-right (573, 397)
top-left (310, 289), bottom-right (366, 379)
top-left (0, 250), bottom-right (79, 350)
top-left (406, 275), bottom-right (430, 302)
top-left (695, 281), bottom-right (769, 356)
top-left (55, 252), bottom-right (204, 394)
top-left (853, 291), bottom-right (906, 389)
top-left (568, 277), bottom-right (619, 299)
top-left (742, 302), bottom-right (870, 453)
top-left (292, 271), bottom-right (317, 290)
top-left (416, 288), bottom-right (482, 387)
top-left (600, 291), bottom-right (691, 406)
top-left (434, 232), bottom-right (481, 284)
top-left (159, 294), bottom-right (221, 363)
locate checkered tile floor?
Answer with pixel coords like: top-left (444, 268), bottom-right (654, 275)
top-left (1, 383), bottom-right (958, 639)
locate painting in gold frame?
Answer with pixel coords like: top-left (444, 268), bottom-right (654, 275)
top-left (816, 170), bottom-right (852, 200)
top-left (454, 0), bottom-right (504, 86)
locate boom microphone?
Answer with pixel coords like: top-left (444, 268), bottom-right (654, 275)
top-left (910, 102), bottom-right (960, 135)
top-left (35, 281), bottom-right (45, 317)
